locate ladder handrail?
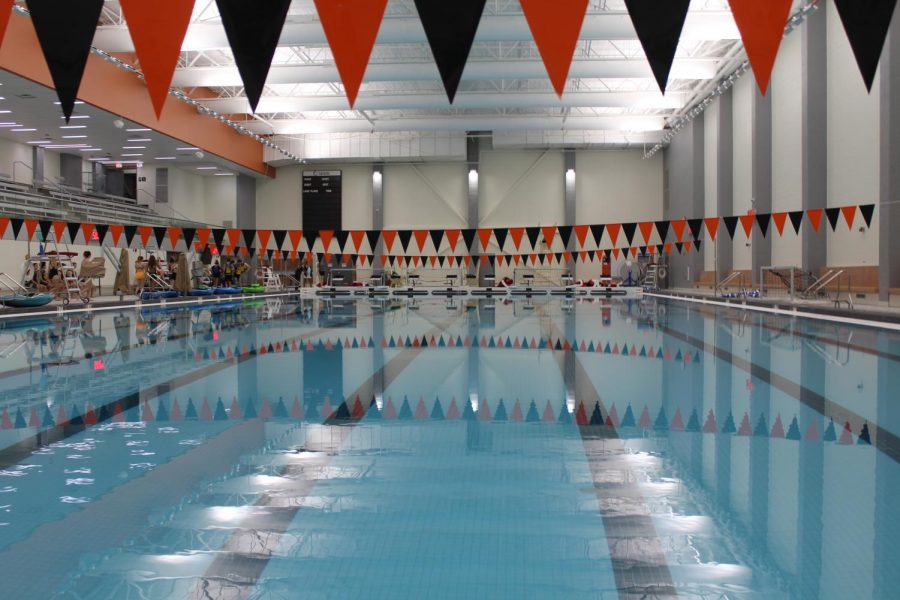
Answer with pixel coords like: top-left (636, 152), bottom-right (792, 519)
top-left (806, 269), bottom-right (844, 296)
top-left (0, 272), bottom-right (28, 292)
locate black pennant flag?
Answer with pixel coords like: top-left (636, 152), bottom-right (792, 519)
top-left (621, 223), bottom-right (637, 246)
top-left (303, 230), bottom-right (319, 251)
top-left (95, 223), bottom-right (109, 245)
top-left (623, 0), bottom-right (691, 93)
top-left (334, 229), bottom-right (350, 252)
top-left (429, 229), bottom-right (444, 251)
top-left (686, 218), bottom-right (703, 240)
top-left (860, 204), bottom-right (875, 228)
top-left (825, 208), bottom-right (842, 231)
top-left (755, 213), bottom-right (771, 238)
top-left (273, 230), bottom-right (287, 251)
top-left (66, 222), bottom-right (81, 244)
top-left (558, 225), bottom-right (573, 249)
top-left (38, 220), bottom-right (52, 241)
top-left (152, 227), bottom-right (167, 248)
top-left (675, 242), bottom-right (684, 254)
top-left (124, 225), bottom-right (138, 247)
top-left (525, 227), bottom-right (541, 249)
top-left (182, 227), bottom-right (196, 249)
top-left (833, 0), bottom-right (899, 91)
top-left (788, 210), bottom-right (805, 234)
top-left (241, 229), bottom-right (256, 249)
top-left (695, 240), bottom-right (702, 252)
top-left (723, 216), bottom-right (739, 240)
top-left (397, 230), bottom-right (413, 254)
top-left (10, 218), bottom-right (22, 240)
top-left (494, 228), bottom-right (509, 251)
top-left (26, 0), bottom-right (105, 121)
top-left (414, 0), bottom-right (487, 102)
top-left (461, 229), bottom-right (477, 252)
top-left (215, 0), bottom-right (292, 112)
top-left (365, 230), bottom-right (381, 252)
top-left (654, 221), bottom-right (670, 242)
top-left (211, 228), bottom-right (226, 249)
top-left (590, 224), bottom-right (605, 247)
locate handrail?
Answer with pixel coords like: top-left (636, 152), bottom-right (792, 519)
top-left (0, 272), bottom-right (28, 293)
top-left (806, 269), bottom-right (844, 296)
top-left (715, 271), bottom-right (745, 295)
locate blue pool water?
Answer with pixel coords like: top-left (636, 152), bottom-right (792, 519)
top-left (0, 296), bottom-right (898, 599)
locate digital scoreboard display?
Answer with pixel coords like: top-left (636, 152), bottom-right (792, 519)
top-left (302, 170), bottom-right (342, 231)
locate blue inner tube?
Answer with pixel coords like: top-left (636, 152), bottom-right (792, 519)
top-left (0, 293), bottom-right (55, 308)
top-left (213, 287), bottom-right (243, 295)
top-left (189, 288), bottom-right (214, 296)
top-left (141, 290), bottom-right (179, 301)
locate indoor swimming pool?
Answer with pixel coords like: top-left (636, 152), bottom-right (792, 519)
top-left (0, 296), bottom-right (897, 599)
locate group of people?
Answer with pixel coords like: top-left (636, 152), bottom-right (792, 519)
top-left (27, 251), bottom-right (96, 298)
top-left (209, 257), bottom-right (249, 288)
top-left (134, 255), bottom-right (181, 292)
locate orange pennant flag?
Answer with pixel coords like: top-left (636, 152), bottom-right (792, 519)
top-left (120, 0), bottom-right (196, 118)
top-left (445, 229), bottom-right (461, 252)
top-left (257, 230), bottom-right (271, 252)
top-left (541, 226), bottom-right (557, 248)
top-left (509, 227), bottom-right (525, 250)
top-left (313, 0), bottom-right (388, 107)
top-left (704, 218), bottom-right (720, 241)
top-left (138, 226), bottom-right (153, 247)
top-left (607, 223), bottom-right (621, 247)
top-left (727, 0), bottom-right (793, 95)
top-left (772, 212), bottom-right (788, 236)
top-left (0, 0), bottom-right (14, 48)
top-left (226, 229), bottom-right (241, 248)
top-left (382, 230), bottom-right (397, 252)
top-left (841, 206), bottom-right (857, 229)
top-left (739, 214), bottom-right (755, 237)
top-left (574, 225), bottom-right (589, 248)
top-left (671, 219), bottom-right (687, 242)
top-left (414, 230), bottom-right (429, 253)
top-left (350, 230), bottom-right (366, 253)
top-left (53, 221), bottom-right (67, 243)
top-left (288, 230), bottom-right (302, 252)
top-left (109, 224), bottom-right (124, 247)
top-left (477, 229), bottom-right (493, 251)
top-left (24, 220), bottom-right (38, 241)
top-left (638, 221), bottom-right (654, 244)
top-left (807, 208), bottom-right (824, 232)
top-left (320, 230), bottom-right (335, 252)
top-left (520, 0), bottom-right (590, 97)
top-left (167, 226), bottom-right (182, 249)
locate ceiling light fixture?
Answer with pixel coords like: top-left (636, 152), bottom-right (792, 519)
top-left (62, 135), bottom-right (88, 139)
top-left (122, 146), bottom-right (146, 149)
top-left (126, 128), bottom-right (151, 132)
top-left (60, 125), bottom-right (86, 129)
top-left (10, 128), bottom-right (36, 132)
top-left (196, 166), bottom-right (216, 170)
top-left (127, 138), bottom-right (152, 142)
top-left (177, 147), bottom-right (199, 151)
top-left (154, 156), bottom-right (176, 160)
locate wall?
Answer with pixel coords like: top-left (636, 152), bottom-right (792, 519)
top-left (384, 163), bottom-right (468, 231)
top-left (731, 75), bottom-right (754, 271)
top-left (0, 137), bottom-right (33, 183)
top-left (576, 150), bottom-right (664, 225)
top-left (704, 100), bottom-right (720, 273)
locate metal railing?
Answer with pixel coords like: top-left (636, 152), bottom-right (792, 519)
top-left (715, 271), bottom-right (746, 297)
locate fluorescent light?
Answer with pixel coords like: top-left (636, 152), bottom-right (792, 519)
top-left (0, 110), bottom-right (11, 114)
top-left (177, 147), bottom-right (199, 151)
top-left (79, 148), bottom-right (103, 152)
top-left (61, 115), bottom-right (89, 119)
top-left (62, 135), bottom-right (87, 139)
top-left (55, 101), bottom-right (84, 105)
top-left (154, 156), bottom-right (176, 160)
top-left (127, 138), bottom-right (152, 142)
top-left (11, 128), bottom-right (36, 132)
top-left (89, 157), bottom-right (108, 161)
top-left (60, 125), bottom-right (86, 129)
top-left (0, 123), bottom-right (20, 128)
top-left (121, 153), bottom-right (144, 156)
top-left (27, 140), bottom-right (51, 144)
top-left (122, 146), bottom-right (146, 149)
top-left (214, 173), bottom-right (234, 176)
top-left (126, 128), bottom-right (151, 132)
top-left (44, 144), bottom-right (89, 149)
top-left (196, 166), bottom-right (216, 170)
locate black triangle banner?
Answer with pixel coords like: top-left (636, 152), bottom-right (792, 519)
top-left (589, 224), bottom-right (605, 247)
top-left (266, 249), bottom-right (275, 261)
top-left (428, 229), bottom-right (443, 252)
top-left (397, 230), bottom-right (413, 254)
top-left (124, 225), bottom-right (138, 247)
top-left (860, 204), bottom-right (875, 228)
top-left (414, 0), bottom-right (487, 102)
top-left (10, 218), bottom-right (22, 240)
top-left (621, 223), bottom-right (637, 246)
top-left (273, 230), bottom-right (287, 251)
top-left (558, 225), bottom-right (573, 249)
top-left (686, 218), bottom-right (703, 240)
top-left (723, 216), bottom-right (739, 240)
top-left (153, 227), bottom-right (167, 249)
top-left (461, 229), bottom-right (477, 252)
top-left (38, 220), bottom-right (52, 241)
top-left (525, 227), bottom-right (541, 249)
top-left (755, 213), bottom-right (771, 238)
top-left (623, 0), bottom-right (691, 93)
top-left (833, 0), bottom-right (898, 91)
top-left (334, 229), bottom-right (350, 252)
top-left (788, 210), bottom-right (805, 234)
top-left (215, 0), bottom-right (292, 112)
top-left (212, 228), bottom-right (226, 249)
top-left (95, 223), bottom-right (109, 245)
top-left (241, 229), bottom-right (256, 249)
top-left (66, 221), bottom-right (81, 244)
top-left (675, 242), bottom-right (684, 254)
top-left (695, 240), bottom-right (702, 252)
top-left (825, 207), bottom-right (842, 231)
top-left (494, 228), bottom-right (509, 251)
top-left (182, 227), bottom-right (196, 249)
top-left (303, 230), bottom-right (318, 251)
top-left (366, 230), bottom-right (381, 253)
top-left (26, 0), bottom-right (105, 121)
top-left (654, 221), bottom-right (670, 242)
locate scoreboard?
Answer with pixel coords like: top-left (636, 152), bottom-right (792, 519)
top-left (302, 170), bottom-right (342, 231)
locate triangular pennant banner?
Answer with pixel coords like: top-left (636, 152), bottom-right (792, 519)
top-left (623, 0), bottom-right (692, 93)
top-left (807, 208), bottom-right (824, 233)
top-left (414, 0), bottom-right (487, 102)
top-left (26, 0), bottom-right (105, 121)
top-left (589, 224), bottom-right (605, 247)
top-left (520, 0), bottom-right (590, 97)
top-left (313, 0), bottom-right (388, 107)
top-left (772, 212), bottom-right (787, 236)
top-left (788, 210), bottom-right (804, 234)
top-left (215, 0), bottom-right (292, 112)
top-left (704, 218), bottom-right (720, 241)
top-left (638, 221), bottom-right (654, 244)
top-left (739, 214), bottom-right (755, 237)
top-left (723, 216), bottom-right (739, 240)
top-left (621, 223), bottom-right (637, 246)
top-left (0, 0), bottom-right (13, 49)
top-left (825, 207), bottom-right (841, 231)
top-left (181, 227), bottom-right (196, 249)
top-left (120, 0), bottom-right (195, 118)
top-left (493, 228), bottom-right (509, 251)
top-left (755, 213), bottom-right (771, 237)
top-left (833, 0), bottom-right (899, 91)
top-left (66, 221), bottom-right (81, 244)
top-left (654, 220), bottom-right (670, 242)
top-left (860, 204), bottom-right (875, 228)
top-left (273, 229), bottom-right (287, 251)
top-left (687, 218), bottom-right (703, 240)
top-left (211, 228), bottom-right (226, 249)
top-left (428, 229), bottom-right (444, 252)
top-left (525, 226), bottom-right (541, 249)
top-left (397, 230), bottom-right (413, 254)
top-left (841, 206), bottom-right (857, 229)
top-left (461, 229), bottom-right (477, 252)
top-left (727, 0), bottom-right (793, 95)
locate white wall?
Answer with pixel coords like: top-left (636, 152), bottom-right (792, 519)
top-left (43, 150), bottom-right (60, 186)
top-left (826, 0), bottom-right (879, 266)
top-left (732, 75), bottom-right (754, 271)
top-left (167, 166), bottom-right (211, 225)
top-left (384, 163), bottom-right (468, 232)
top-left (771, 30), bottom-right (804, 267)
top-left (202, 175), bottom-right (237, 227)
top-left (576, 150), bottom-right (664, 227)
top-left (0, 137), bottom-right (33, 183)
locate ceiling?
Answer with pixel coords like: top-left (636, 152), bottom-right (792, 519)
top-left (86, 0), bottom-right (751, 149)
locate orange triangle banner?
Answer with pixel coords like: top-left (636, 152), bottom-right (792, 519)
top-left (772, 212), bottom-right (787, 236)
top-left (671, 219), bottom-right (687, 242)
top-left (257, 230), bottom-right (271, 252)
top-left (739, 214), bottom-right (755, 237)
top-left (320, 230), bottom-right (335, 252)
top-left (509, 227), bottom-right (525, 250)
top-left (167, 226), bottom-right (182, 249)
top-left (704, 218), bottom-right (719, 241)
top-left (607, 223), bottom-right (621, 247)
top-left (226, 229), bottom-right (241, 248)
top-left (350, 230), bottom-right (366, 253)
top-left (541, 226), bottom-right (557, 248)
top-left (477, 229), bottom-right (493, 251)
top-left (414, 230), bottom-right (429, 253)
top-left (0, 0), bottom-right (14, 48)
top-left (138, 226), bottom-right (153, 247)
top-left (841, 206), bottom-right (857, 229)
top-left (382, 230), bottom-right (397, 252)
top-left (638, 221), bottom-right (654, 244)
top-left (520, 0), bottom-right (589, 97)
top-left (727, 0), bottom-right (793, 95)
top-left (445, 229), bottom-right (461, 252)
top-left (109, 224), bottom-right (124, 247)
top-left (288, 230), bottom-right (302, 252)
top-left (807, 208), bottom-right (824, 232)
top-left (313, 0), bottom-right (388, 107)
top-left (120, 0), bottom-right (196, 118)
top-left (24, 220), bottom-right (38, 241)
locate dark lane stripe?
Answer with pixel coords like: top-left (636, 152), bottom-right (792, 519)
top-left (660, 323), bottom-right (900, 463)
top-left (192, 316), bottom-right (463, 600)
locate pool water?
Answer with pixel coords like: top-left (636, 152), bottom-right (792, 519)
top-left (0, 297), bottom-right (898, 599)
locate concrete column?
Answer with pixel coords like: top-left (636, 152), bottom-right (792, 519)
top-left (59, 154), bottom-right (82, 190)
top-left (802, 7), bottom-right (828, 274)
top-left (879, 9), bottom-right (900, 300)
top-left (751, 88), bottom-right (772, 285)
top-left (664, 117), bottom-right (705, 288)
top-left (716, 89), bottom-right (734, 282)
top-left (32, 146), bottom-right (44, 186)
top-left (236, 175), bottom-right (256, 228)
top-left (466, 136), bottom-right (483, 281)
top-left (564, 149), bottom-right (576, 276)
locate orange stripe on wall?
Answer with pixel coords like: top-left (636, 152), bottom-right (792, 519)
top-left (0, 12), bottom-right (274, 178)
